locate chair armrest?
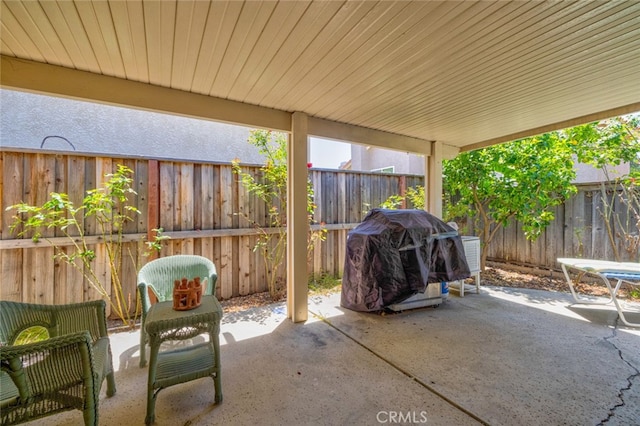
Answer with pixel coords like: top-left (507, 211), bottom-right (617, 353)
top-left (138, 282), bottom-right (160, 316)
top-left (1, 331), bottom-right (95, 403)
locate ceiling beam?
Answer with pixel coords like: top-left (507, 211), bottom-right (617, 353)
top-left (441, 144), bottom-right (460, 160)
top-left (308, 116), bottom-right (432, 155)
top-left (463, 102), bottom-right (640, 152)
top-left (1, 55), bottom-right (291, 132)
top-left (1, 55), bottom-right (438, 157)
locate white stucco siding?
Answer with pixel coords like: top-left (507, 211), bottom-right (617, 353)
top-left (350, 145), bottom-right (425, 174)
top-left (573, 161), bottom-right (630, 184)
top-left (0, 89), bottom-right (264, 164)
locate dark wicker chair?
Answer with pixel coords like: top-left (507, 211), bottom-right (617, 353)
top-left (0, 300), bottom-right (116, 426)
top-left (137, 255), bottom-right (217, 367)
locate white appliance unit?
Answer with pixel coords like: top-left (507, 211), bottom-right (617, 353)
top-left (449, 236), bottom-right (481, 296)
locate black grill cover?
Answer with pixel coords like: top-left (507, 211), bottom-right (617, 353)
top-left (341, 208), bottom-right (471, 312)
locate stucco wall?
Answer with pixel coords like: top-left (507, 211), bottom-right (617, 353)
top-left (573, 161), bottom-right (630, 184)
top-left (350, 145), bottom-right (425, 174)
top-left (0, 89), bottom-right (264, 164)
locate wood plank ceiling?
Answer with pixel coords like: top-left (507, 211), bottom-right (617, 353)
top-left (1, 0), bottom-right (639, 151)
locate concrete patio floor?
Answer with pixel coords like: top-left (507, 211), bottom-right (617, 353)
top-left (29, 286), bottom-right (640, 426)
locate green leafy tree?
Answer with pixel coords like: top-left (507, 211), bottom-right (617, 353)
top-left (568, 116), bottom-right (640, 169)
top-left (380, 186), bottom-right (425, 210)
top-left (7, 165), bottom-right (165, 328)
top-left (443, 133), bottom-right (577, 269)
top-left (233, 130), bottom-right (326, 299)
top-left (568, 116), bottom-right (640, 261)
top-left (443, 115), bottom-right (639, 267)
top-left (380, 116), bottom-right (638, 267)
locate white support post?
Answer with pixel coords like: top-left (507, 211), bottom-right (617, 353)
top-left (426, 141), bottom-right (443, 218)
top-left (287, 112), bottom-right (310, 322)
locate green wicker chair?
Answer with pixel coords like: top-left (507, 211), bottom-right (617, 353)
top-left (137, 255), bottom-right (217, 367)
top-left (0, 300), bottom-right (116, 426)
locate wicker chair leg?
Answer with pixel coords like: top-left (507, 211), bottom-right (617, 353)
top-left (106, 371), bottom-right (117, 397)
top-left (139, 330), bottom-right (147, 368)
top-left (145, 389), bottom-right (157, 425)
top-left (83, 406), bottom-right (98, 426)
top-left (214, 374), bottom-right (223, 403)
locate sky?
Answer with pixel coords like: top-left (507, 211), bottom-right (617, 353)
top-left (309, 137), bottom-right (352, 169)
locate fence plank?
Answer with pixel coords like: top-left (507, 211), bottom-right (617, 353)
top-left (219, 166), bottom-right (234, 228)
top-left (239, 235), bottom-right (251, 296)
top-left (35, 247), bottom-right (55, 305)
top-left (231, 237), bottom-right (240, 297)
top-left (490, 220), bottom-right (503, 260)
top-left (200, 164), bottom-right (215, 230)
top-left (502, 220), bottom-right (517, 263)
top-left (212, 165), bottom-right (222, 229)
top-left (22, 249), bottom-right (36, 303)
top-left (136, 160), bottom-right (149, 233)
top-left (65, 252), bottom-right (84, 304)
top-left (572, 190), bottom-right (587, 257)
top-left (515, 221), bottom-right (528, 264)
top-left (160, 162), bottom-right (175, 232)
top-left (614, 187), bottom-right (634, 259)
top-left (179, 163), bottom-right (194, 231)
top-left (254, 234), bottom-right (267, 293)
top-left (312, 170), bottom-right (322, 223)
top-left (326, 231), bottom-right (336, 275)
top-left (219, 236), bottom-right (233, 299)
top-left (119, 241), bottom-right (139, 314)
top-left (1, 152), bottom-right (23, 302)
top-left (89, 159), bottom-right (112, 306)
top-left (1, 249), bottom-right (22, 301)
top-left (337, 229), bottom-right (347, 276)
top-left (545, 204), bottom-right (564, 266)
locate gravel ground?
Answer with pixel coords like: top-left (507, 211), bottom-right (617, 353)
top-left (481, 264), bottom-right (637, 299)
top-left (219, 291), bottom-right (281, 313)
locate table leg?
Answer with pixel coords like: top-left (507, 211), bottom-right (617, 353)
top-left (212, 332), bottom-right (223, 403)
top-left (139, 328), bottom-right (147, 368)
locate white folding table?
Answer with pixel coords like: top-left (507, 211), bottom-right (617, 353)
top-left (558, 258), bottom-right (640, 327)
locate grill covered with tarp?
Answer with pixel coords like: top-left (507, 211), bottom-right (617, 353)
top-left (341, 208), bottom-right (471, 312)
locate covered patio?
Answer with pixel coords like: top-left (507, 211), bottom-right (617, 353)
top-left (26, 287), bottom-right (640, 425)
top-left (2, 2), bottom-right (640, 425)
top-left (2, 0), bottom-right (639, 321)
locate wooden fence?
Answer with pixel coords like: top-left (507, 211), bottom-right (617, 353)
top-left (482, 183), bottom-right (639, 267)
top-left (1, 149), bottom-right (635, 312)
top-left (0, 149), bottom-right (421, 310)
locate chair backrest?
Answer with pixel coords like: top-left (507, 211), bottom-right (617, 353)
top-left (0, 300), bottom-right (106, 345)
top-left (0, 301), bottom-right (51, 345)
top-left (137, 255), bottom-right (217, 306)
